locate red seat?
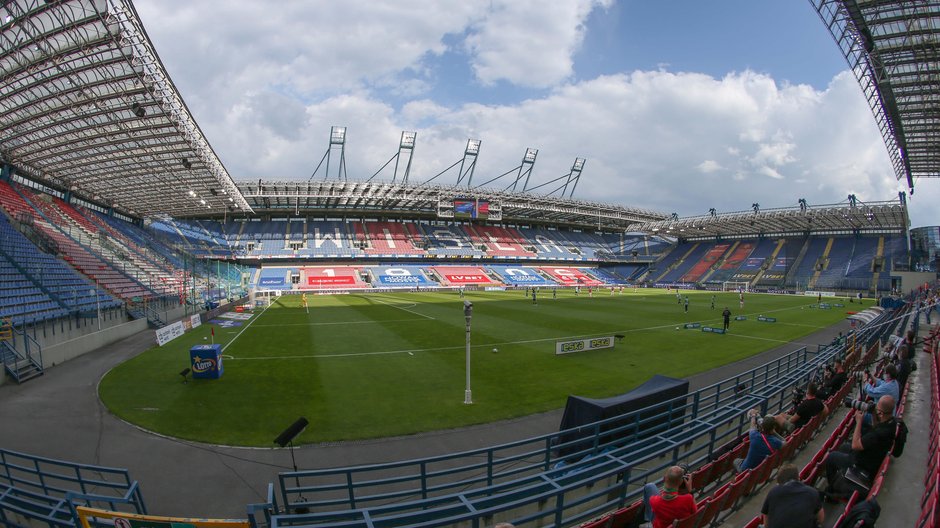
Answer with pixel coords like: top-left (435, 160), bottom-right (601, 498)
top-left (608, 499), bottom-right (644, 528)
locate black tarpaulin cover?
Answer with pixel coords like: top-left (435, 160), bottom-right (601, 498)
top-left (556, 375), bottom-right (689, 458)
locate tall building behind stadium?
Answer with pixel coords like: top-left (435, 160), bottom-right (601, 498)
top-left (0, 1), bottom-right (938, 527)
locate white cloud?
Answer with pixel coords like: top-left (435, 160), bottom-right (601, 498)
top-left (464, 0), bottom-right (613, 87)
top-left (133, 1), bottom-right (933, 226)
top-left (697, 160), bottom-right (722, 173)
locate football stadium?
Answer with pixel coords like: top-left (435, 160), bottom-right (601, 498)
top-left (0, 2), bottom-right (938, 528)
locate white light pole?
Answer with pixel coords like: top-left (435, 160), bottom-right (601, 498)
top-left (463, 300), bottom-right (473, 404)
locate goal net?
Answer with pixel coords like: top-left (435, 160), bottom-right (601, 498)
top-left (722, 281), bottom-right (750, 293)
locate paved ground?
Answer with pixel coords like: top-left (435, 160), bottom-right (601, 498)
top-left (0, 315), bottom-right (854, 518)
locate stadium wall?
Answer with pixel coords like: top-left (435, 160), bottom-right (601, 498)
top-left (42, 318), bottom-right (147, 367)
top-left (893, 271), bottom-right (936, 293)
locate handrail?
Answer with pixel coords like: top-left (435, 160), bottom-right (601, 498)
top-left (272, 308), bottom-right (899, 527)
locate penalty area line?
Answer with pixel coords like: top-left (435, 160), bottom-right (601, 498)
top-left (356, 295), bottom-right (435, 320)
top-left (221, 299), bottom-right (276, 353)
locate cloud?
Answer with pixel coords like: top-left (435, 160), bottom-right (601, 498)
top-left (697, 160), bottom-right (722, 173)
top-left (133, 1), bottom-right (931, 225)
top-left (464, 0), bottom-right (613, 87)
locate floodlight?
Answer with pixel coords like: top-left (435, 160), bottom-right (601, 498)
top-left (465, 139), bottom-right (481, 155)
top-left (188, 190), bottom-right (196, 197)
top-left (524, 148), bottom-right (538, 163)
top-left (400, 131), bottom-right (416, 149)
top-left (572, 157), bottom-right (585, 171)
top-left (330, 126), bottom-right (346, 145)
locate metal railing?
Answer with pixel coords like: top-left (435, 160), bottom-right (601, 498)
top-left (0, 448), bottom-right (146, 526)
top-left (266, 309), bottom-right (897, 527)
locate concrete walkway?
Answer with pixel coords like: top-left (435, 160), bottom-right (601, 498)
top-left (0, 318), bottom-right (853, 518)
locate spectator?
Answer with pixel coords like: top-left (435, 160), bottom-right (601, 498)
top-left (642, 465), bottom-right (697, 528)
top-left (824, 395), bottom-right (898, 497)
top-left (761, 464), bottom-right (823, 528)
top-left (735, 411), bottom-right (784, 472)
top-left (819, 360), bottom-right (847, 400)
top-left (895, 351), bottom-right (912, 393)
top-left (863, 364), bottom-right (899, 406)
top-left (775, 383), bottom-right (827, 434)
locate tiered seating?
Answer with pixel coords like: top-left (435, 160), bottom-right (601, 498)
top-left (371, 266), bottom-right (437, 287)
top-left (785, 238), bottom-right (827, 287)
top-left (517, 228), bottom-right (580, 260)
top-left (815, 238), bottom-right (855, 289)
top-left (607, 263), bottom-right (648, 281)
top-left (918, 324), bottom-right (940, 527)
top-left (657, 243), bottom-right (710, 284)
top-left (557, 230), bottom-right (608, 259)
top-left (257, 268), bottom-right (293, 290)
top-left (0, 182), bottom-right (151, 299)
top-left (0, 216), bottom-right (120, 323)
top-left (486, 265), bottom-right (556, 286)
top-left (733, 239), bottom-right (777, 283)
top-left (465, 225), bottom-right (536, 258)
top-left (430, 266), bottom-right (496, 286)
top-left (680, 242), bottom-right (730, 283)
top-left (708, 241), bottom-right (754, 284)
top-left (420, 225), bottom-right (481, 257)
top-left (300, 267), bottom-right (369, 290)
top-left (539, 266), bottom-right (604, 286)
top-left (306, 221), bottom-right (358, 257)
top-left (363, 222), bottom-right (424, 256)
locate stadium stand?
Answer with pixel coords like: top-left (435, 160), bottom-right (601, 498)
top-left (487, 265), bottom-right (557, 286)
top-left (465, 225), bottom-right (537, 258)
top-left (519, 228), bottom-right (582, 260)
top-left (370, 266), bottom-right (438, 287)
top-left (300, 267), bottom-right (369, 290)
top-left (785, 237), bottom-right (828, 289)
top-left (655, 242), bottom-right (710, 284)
top-left (706, 241), bottom-right (755, 284)
top-left (733, 238), bottom-right (777, 284)
top-left (420, 224), bottom-right (482, 257)
top-left (362, 221), bottom-right (425, 256)
top-left (680, 242), bottom-right (730, 283)
top-left (431, 266), bottom-right (497, 286)
top-left (539, 266), bottom-right (604, 286)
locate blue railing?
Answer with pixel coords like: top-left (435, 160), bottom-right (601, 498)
top-left (268, 308), bottom-right (898, 527)
top-left (0, 448), bottom-right (145, 526)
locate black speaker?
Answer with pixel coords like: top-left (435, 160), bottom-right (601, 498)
top-left (131, 102), bottom-right (146, 118)
top-left (274, 417), bottom-right (309, 447)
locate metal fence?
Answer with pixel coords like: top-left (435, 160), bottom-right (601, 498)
top-left (260, 307), bottom-right (898, 528)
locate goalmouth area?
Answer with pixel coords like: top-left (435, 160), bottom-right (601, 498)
top-left (99, 288), bottom-right (861, 446)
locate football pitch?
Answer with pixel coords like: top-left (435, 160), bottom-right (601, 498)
top-left (99, 289), bottom-right (863, 446)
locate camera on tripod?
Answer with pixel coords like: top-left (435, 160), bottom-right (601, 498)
top-left (853, 370), bottom-right (869, 382)
top-left (843, 397), bottom-right (876, 413)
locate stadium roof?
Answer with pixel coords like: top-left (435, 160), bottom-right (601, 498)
top-left (234, 180), bottom-right (669, 231)
top-left (813, 0), bottom-right (940, 189)
top-left (635, 197), bottom-right (909, 240)
top-left (0, 0), bottom-right (251, 217)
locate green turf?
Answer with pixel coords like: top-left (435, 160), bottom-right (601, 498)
top-left (98, 289), bottom-right (864, 446)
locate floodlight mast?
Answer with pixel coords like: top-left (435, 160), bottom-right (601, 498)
top-left (368, 131), bottom-right (417, 184)
top-left (308, 126), bottom-right (347, 182)
top-left (456, 139), bottom-right (481, 187)
top-left (514, 148), bottom-right (538, 192)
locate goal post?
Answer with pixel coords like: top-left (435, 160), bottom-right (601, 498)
top-left (722, 281), bottom-right (750, 292)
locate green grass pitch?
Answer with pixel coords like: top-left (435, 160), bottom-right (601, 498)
top-left (98, 289), bottom-right (864, 446)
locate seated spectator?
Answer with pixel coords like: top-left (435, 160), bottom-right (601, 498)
top-left (824, 395), bottom-right (898, 497)
top-left (761, 463), bottom-right (823, 528)
top-left (642, 465), bottom-right (697, 528)
top-left (819, 359), bottom-right (847, 400)
top-left (775, 383), bottom-right (827, 434)
top-left (735, 411), bottom-right (785, 472)
top-left (863, 364), bottom-right (899, 407)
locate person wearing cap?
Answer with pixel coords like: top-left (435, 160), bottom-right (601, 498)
top-left (734, 410), bottom-right (784, 472)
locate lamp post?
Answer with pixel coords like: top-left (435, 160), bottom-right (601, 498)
top-left (463, 300), bottom-right (473, 404)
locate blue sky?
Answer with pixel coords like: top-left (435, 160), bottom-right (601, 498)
top-left (136, 0), bottom-right (934, 226)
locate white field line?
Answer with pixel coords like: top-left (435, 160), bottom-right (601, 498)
top-left (226, 302), bottom-right (829, 360)
top-left (249, 318), bottom-right (426, 328)
top-left (356, 294), bottom-right (436, 320)
top-left (221, 297), bottom-right (276, 353)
